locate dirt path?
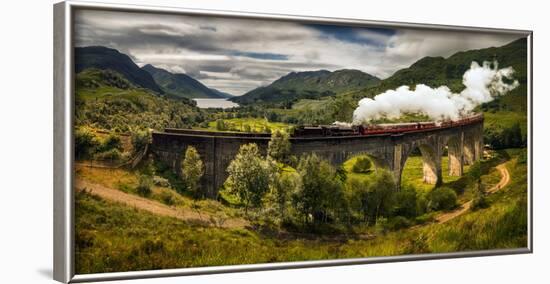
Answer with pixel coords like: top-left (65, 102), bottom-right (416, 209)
top-left (75, 179), bottom-right (248, 229)
top-left (435, 163), bottom-right (510, 224)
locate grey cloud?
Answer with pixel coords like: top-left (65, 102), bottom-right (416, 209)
top-left (74, 9), bottom-right (522, 96)
top-left (199, 25), bottom-right (217, 32)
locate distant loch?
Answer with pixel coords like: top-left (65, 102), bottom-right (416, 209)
top-left (193, 98), bottom-right (239, 109)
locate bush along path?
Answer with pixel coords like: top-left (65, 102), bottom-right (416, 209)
top-left (75, 179), bottom-right (249, 229)
top-left (434, 163), bottom-right (510, 224)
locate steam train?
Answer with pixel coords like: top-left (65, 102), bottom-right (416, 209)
top-left (292, 114), bottom-right (483, 137)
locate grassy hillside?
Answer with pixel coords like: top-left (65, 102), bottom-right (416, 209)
top-left (353, 38), bottom-right (529, 141)
top-left (75, 69), bottom-right (205, 132)
top-left (75, 149), bottom-right (527, 274)
top-left (347, 38), bottom-right (527, 103)
top-left (252, 38), bottom-right (528, 150)
top-left (231, 69), bottom-right (380, 106)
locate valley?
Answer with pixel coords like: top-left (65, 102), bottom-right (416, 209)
top-left (73, 37), bottom-right (529, 274)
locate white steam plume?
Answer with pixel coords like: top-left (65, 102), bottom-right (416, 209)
top-left (352, 61), bottom-right (519, 125)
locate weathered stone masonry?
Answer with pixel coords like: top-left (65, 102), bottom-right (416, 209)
top-left (151, 121), bottom-right (484, 198)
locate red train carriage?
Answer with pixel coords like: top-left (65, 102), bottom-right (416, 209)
top-left (292, 114), bottom-right (483, 137)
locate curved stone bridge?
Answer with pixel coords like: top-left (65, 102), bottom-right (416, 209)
top-left (151, 119), bottom-right (483, 198)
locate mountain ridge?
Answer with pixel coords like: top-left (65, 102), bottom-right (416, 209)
top-left (142, 64), bottom-right (232, 99)
top-left (75, 46), bottom-right (164, 94)
top-left (231, 69), bottom-right (380, 105)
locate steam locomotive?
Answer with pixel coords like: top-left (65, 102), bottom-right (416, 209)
top-left (292, 114), bottom-right (483, 137)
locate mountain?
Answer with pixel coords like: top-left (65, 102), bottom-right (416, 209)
top-left (350, 38), bottom-right (528, 103)
top-left (75, 46), bottom-right (164, 94)
top-left (231, 69), bottom-right (380, 105)
top-left (142, 64), bottom-right (232, 99)
top-left (209, 88), bottom-right (234, 99)
top-left (342, 37), bottom-right (528, 146)
top-left (75, 68), bottom-right (200, 132)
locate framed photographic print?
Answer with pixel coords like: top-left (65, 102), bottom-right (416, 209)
top-left (53, 1), bottom-right (533, 282)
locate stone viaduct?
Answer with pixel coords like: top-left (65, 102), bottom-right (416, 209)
top-left (151, 120), bottom-right (484, 198)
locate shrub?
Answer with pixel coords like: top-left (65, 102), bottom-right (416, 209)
top-left (374, 217), bottom-right (389, 235)
top-left (416, 193), bottom-right (428, 216)
top-left (99, 134), bottom-right (122, 152)
top-left (352, 157), bottom-right (372, 173)
top-left (94, 148), bottom-right (122, 161)
top-left (136, 175), bottom-right (153, 197)
top-left (386, 216), bottom-right (413, 231)
top-left (160, 191), bottom-right (175, 206)
top-left (153, 176), bottom-right (171, 188)
top-left (131, 130), bottom-right (150, 153)
top-left (181, 146), bottom-right (204, 197)
top-left (517, 148), bottom-right (528, 164)
top-left (471, 184), bottom-right (489, 210)
top-left (426, 187), bottom-right (457, 211)
top-left (414, 213), bottom-right (435, 225)
top-left (391, 186), bottom-right (417, 217)
top-left (268, 130), bottom-right (291, 162)
top-left (472, 193), bottom-right (489, 210)
top-left (75, 128), bottom-right (99, 159)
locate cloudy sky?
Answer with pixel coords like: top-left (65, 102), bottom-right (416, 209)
top-left (75, 9), bottom-right (522, 96)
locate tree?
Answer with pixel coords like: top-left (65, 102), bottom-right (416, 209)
top-left (347, 170), bottom-right (396, 224)
top-left (485, 122), bottom-right (525, 149)
top-left (391, 186), bottom-right (418, 218)
top-left (131, 130), bottom-right (150, 153)
top-left (216, 119), bottom-right (226, 131)
top-left (225, 143), bottom-right (275, 215)
top-left (352, 157), bottom-right (373, 173)
top-left (136, 175), bottom-right (153, 197)
top-left (270, 171), bottom-right (301, 220)
top-left (505, 122), bottom-right (524, 147)
top-left (469, 161), bottom-right (488, 210)
top-left (294, 153), bottom-right (345, 224)
top-left (181, 146), bottom-right (204, 197)
top-left (75, 127), bottom-right (99, 159)
top-left (100, 133), bottom-right (123, 152)
top-left (426, 187), bottom-right (457, 211)
top-left (268, 130), bottom-right (291, 162)
top-left (328, 96), bottom-right (356, 122)
top-left (364, 169), bottom-right (396, 224)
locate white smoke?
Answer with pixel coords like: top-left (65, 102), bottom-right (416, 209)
top-left (352, 61), bottom-right (519, 125)
top-left (332, 121), bottom-right (352, 127)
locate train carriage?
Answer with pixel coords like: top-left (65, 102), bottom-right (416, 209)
top-left (292, 114), bottom-right (483, 137)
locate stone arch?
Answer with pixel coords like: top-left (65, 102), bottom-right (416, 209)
top-left (399, 141), bottom-right (442, 188)
top-left (342, 151), bottom-right (392, 175)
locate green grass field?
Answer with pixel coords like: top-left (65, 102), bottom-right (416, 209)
top-left (203, 117), bottom-right (292, 133)
top-left (401, 156), bottom-right (472, 192)
top-left (343, 154), bottom-right (471, 193)
top-left (291, 98), bottom-right (331, 111)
